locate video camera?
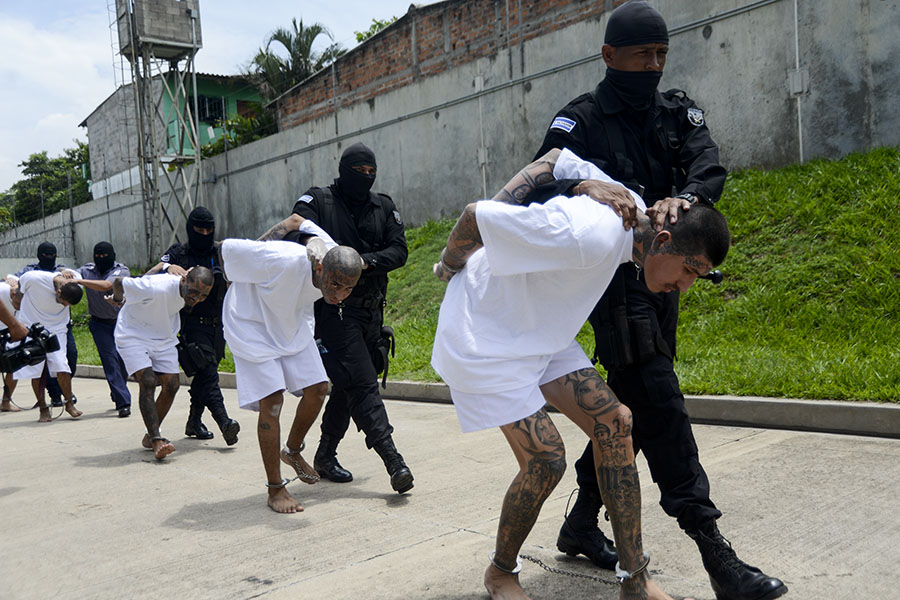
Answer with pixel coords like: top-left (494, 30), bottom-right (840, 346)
top-left (0, 323), bottom-right (61, 373)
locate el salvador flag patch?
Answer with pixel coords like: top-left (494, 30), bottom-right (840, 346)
top-left (550, 117), bottom-right (576, 133)
top-left (297, 194), bottom-right (314, 204)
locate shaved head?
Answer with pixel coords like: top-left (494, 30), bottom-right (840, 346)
top-left (323, 246), bottom-right (363, 280)
top-left (318, 246), bottom-right (362, 304)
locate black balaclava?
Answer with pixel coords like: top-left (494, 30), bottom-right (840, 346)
top-left (37, 241), bottom-right (57, 271)
top-left (186, 206), bottom-right (215, 254)
top-left (336, 142), bottom-right (377, 206)
top-left (604, 0), bottom-right (669, 110)
top-left (93, 241), bottom-right (116, 274)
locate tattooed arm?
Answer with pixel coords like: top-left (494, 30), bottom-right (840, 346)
top-left (258, 214), bottom-right (305, 241)
top-left (433, 203), bottom-right (482, 282)
top-left (434, 149), bottom-right (566, 281)
top-left (491, 148), bottom-right (562, 205)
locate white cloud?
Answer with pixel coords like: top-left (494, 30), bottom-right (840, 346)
top-left (0, 1), bottom-right (430, 192)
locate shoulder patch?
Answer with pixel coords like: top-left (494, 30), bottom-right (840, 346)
top-left (550, 116), bottom-right (577, 133)
top-left (297, 194), bottom-right (314, 204)
top-left (392, 210), bottom-right (403, 226)
top-left (160, 254), bottom-right (170, 263)
top-left (687, 107), bottom-right (705, 127)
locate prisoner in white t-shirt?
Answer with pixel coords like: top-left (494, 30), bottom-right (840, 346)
top-left (221, 219), bottom-right (361, 514)
top-left (430, 148), bottom-right (729, 600)
top-left (77, 268), bottom-right (214, 460)
top-left (12, 269), bottom-right (84, 421)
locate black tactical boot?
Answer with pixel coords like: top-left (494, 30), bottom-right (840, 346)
top-left (185, 404), bottom-right (214, 440)
top-left (219, 419), bottom-right (240, 446)
top-left (686, 520), bottom-right (788, 600)
top-left (556, 487), bottom-right (617, 570)
top-left (373, 436), bottom-right (414, 494)
top-left (209, 403), bottom-right (239, 446)
top-left (314, 434), bottom-right (353, 482)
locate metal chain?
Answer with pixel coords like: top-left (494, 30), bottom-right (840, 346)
top-left (519, 555), bottom-right (619, 587)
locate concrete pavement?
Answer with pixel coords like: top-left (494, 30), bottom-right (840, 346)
top-left (2, 376), bottom-right (898, 600)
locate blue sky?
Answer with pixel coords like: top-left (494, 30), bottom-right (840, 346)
top-left (0, 0), bottom-right (429, 192)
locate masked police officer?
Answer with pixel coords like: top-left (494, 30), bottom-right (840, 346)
top-left (533, 3), bottom-right (787, 600)
top-left (278, 142), bottom-right (413, 494)
top-left (78, 242), bottom-right (132, 418)
top-left (15, 241), bottom-right (78, 408)
top-left (148, 207), bottom-right (240, 446)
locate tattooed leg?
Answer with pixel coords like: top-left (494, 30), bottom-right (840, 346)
top-left (541, 369), bottom-right (676, 600)
top-left (255, 390), bottom-right (298, 513)
top-left (136, 368), bottom-right (161, 438)
top-left (485, 409), bottom-right (567, 599)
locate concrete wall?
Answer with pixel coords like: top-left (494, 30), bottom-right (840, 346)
top-left (2, 0), bottom-right (897, 267)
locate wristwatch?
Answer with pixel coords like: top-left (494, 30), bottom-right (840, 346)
top-left (674, 192), bottom-right (698, 205)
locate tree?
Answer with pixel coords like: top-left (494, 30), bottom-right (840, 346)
top-left (355, 17), bottom-right (398, 43)
top-left (4, 141), bottom-right (91, 228)
top-left (247, 18), bottom-right (346, 101)
top-left (200, 103), bottom-right (277, 158)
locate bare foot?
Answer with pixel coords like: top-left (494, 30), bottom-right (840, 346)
top-left (0, 399), bottom-right (20, 412)
top-left (141, 434), bottom-right (152, 449)
top-left (620, 574), bottom-right (683, 600)
top-left (484, 563), bottom-right (531, 600)
top-left (267, 486), bottom-right (303, 513)
top-left (65, 401), bottom-right (82, 419)
top-left (152, 439), bottom-right (175, 460)
top-left (280, 447), bottom-right (320, 484)
top-left (38, 407), bottom-right (51, 423)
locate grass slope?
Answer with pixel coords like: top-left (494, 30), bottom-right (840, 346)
top-left (70, 147), bottom-right (900, 402)
top-left (384, 147), bottom-right (900, 402)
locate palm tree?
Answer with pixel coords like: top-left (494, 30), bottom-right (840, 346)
top-left (248, 18), bottom-right (346, 100)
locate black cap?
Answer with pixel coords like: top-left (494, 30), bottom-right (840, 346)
top-left (187, 206), bottom-right (215, 229)
top-left (93, 241), bottom-right (115, 257)
top-left (605, 0), bottom-right (669, 47)
top-left (37, 241), bottom-right (57, 258)
top-left (340, 142), bottom-right (377, 168)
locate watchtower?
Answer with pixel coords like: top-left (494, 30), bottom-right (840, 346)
top-left (115, 0), bottom-right (204, 260)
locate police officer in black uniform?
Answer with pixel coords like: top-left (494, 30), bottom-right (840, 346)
top-left (151, 207), bottom-right (240, 446)
top-left (533, 3), bottom-right (787, 600)
top-left (291, 142), bottom-right (413, 494)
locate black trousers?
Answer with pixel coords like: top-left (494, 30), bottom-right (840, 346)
top-left (576, 265), bottom-right (722, 531)
top-left (181, 321), bottom-right (229, 427)
top-left (316, 301), bottom-right (392, 449)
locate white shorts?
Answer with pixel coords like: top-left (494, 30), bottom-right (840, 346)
top-left (13, 333), bottom-right (70, 380)
top-left (448, 340), bottom-right (594, 433)
top-left (233, 341), bottom-right (327, 412)
top-left (116, 341), bottom-right (179, 377)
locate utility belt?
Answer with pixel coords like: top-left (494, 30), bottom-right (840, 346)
top-left (590, 264), bottom-right (673, 371)
top-left (340, 293), bottom-right (385, 310)
top-left (176, 333), bottom-right (216, 378)
top-left (90, 316), bottom-right (117, 326)
top-left (184, 315), bottom-right (222, 326)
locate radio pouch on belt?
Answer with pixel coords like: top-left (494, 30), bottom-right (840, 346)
top-left (372, 326), bottom-right (395, 389)
top-left (177, 335), bottom-right (215, 378)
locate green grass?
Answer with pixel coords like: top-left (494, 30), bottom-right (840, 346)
top-left (71, 147), bottom-right (900, 402)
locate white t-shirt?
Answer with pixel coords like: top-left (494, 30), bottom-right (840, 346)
top-left (222, 221), bottom-right (336, 362)
top-left (431, 148), bottom-right (646, 394)
top-left (17, 270), bottom-right (77, 335)
top-left (0, 280), bottom-right (15, 316)
top-left (114, 274), bottom-right (184, 349)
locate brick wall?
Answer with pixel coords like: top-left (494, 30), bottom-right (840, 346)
top-left (276, 0), bottom-right (622, 130)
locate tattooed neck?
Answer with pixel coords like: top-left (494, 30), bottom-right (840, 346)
top-left (630, 219), bottom-right (654, 269)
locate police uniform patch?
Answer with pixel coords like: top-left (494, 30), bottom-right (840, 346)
top-left (297, 194), bottom-right (314, 204)
top-left (392, 210), bottom-right (403, 225)
top-left (160, 254), bottom-right (170, 262)
top-left (550, 116), bottom-right (577, 133)
top-left (687, 108), bottom-right (705, 127)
